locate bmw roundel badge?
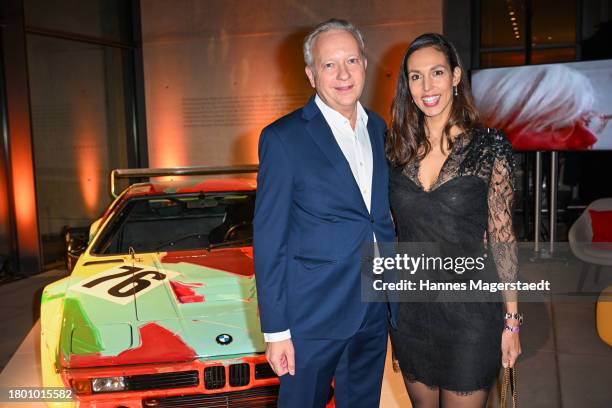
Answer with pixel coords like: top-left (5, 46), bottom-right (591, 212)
top-left (216, 333), bottom-right (233, 345)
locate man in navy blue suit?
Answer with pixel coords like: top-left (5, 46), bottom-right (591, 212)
top-left (254, 18), bottom-right (396, 408)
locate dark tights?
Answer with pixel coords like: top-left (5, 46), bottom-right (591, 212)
top-left (403, 375), bottom-right (489, 408)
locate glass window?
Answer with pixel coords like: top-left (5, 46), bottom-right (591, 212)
top-left (481, 0), bottom-right (526, 48)
top-left (480, 51), bottom-right (525, 68)
top-left (532, 0), bottom-right (577, 45)
top-left (478, 0), bottom-right (579, 68)
top-left (531, 47), bottom-right (577, 64)
top-left (93, 193), bottom-right (255, 255)
top-left (24, 0), bottom-right (132, 43)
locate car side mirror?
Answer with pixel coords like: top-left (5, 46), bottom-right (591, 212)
top-left (63, 226), bottom-right (90, 272)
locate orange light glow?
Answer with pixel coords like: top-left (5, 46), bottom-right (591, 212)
top-left (241, 131), bottom-right (260, 166)
top-left (11, 126), bottom-right (39, 251)
top-left (365, 44), bottom-right (407, 125)
top-left (76, 145), bottom-right (100, 214)
top-left (74, 104), bottom-right (100, 215)
top-left (147, 84), bottom-right (187, 169)
top-left (0, 166), bottom-right (9, 232)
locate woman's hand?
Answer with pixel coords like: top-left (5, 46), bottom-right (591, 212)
top-left (501, 326), bottom-right (521, 368)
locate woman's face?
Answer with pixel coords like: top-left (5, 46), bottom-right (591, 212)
top-left (406, 46), bottom-right (461, 121)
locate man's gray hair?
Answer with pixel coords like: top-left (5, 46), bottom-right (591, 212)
top-left (303, 18), bottom-right (365, 67)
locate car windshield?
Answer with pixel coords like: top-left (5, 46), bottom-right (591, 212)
top-left (91, 192), bottom-right (254, 255)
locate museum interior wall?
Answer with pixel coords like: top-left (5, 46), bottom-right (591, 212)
top-left (140, 0), bottom-right (442, 168)
top-left (9, 0), bottom-right (135, 268)
top-left (28, 37), bottom-right (129, 237)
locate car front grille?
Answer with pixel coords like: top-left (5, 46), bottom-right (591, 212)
top-left (126, 370), bottom-right (199, 391)
top-left (254, 363), bottom-right (277, 380)
top-left (204, 366), bottom-right (226, 389)
top-left (229, 363), bottom-right (250, 386)
top-left (143, 385), bottom-right (279, 408)
top-left (205, 362), bottom-right (269, 389)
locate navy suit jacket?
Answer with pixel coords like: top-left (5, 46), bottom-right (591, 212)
top-left (254, 96), bottom-right (396, 339)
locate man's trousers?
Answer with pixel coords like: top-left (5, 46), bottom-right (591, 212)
top-left (278, 302), bottom-right (388, 408)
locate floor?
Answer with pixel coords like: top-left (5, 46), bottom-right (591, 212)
top-left (0, 266), bottom-right (610, 407)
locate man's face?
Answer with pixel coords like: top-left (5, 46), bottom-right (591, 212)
top-left (305, 29), bottom-right (367, 117)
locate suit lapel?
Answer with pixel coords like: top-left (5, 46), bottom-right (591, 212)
top-left (304, 114), bottom-right (354, 184)
top-left (303, 98), bottom-right (369, 214)
top-left (367, 114), bottom-right (382, 216)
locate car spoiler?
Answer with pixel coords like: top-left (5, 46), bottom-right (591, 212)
top-left (110, 165), bottom-right (259, 198)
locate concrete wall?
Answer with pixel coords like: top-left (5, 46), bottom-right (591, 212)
top-left (27, 36), bottom-right (128, 235)
top-left (141, 0), bottom-right (443, 167)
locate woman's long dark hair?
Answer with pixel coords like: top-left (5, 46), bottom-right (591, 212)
top-left (386, 33), bottom-right (481, 168)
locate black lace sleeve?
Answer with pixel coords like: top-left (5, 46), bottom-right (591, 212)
top-left (486, 131), bottom-right (518, 285)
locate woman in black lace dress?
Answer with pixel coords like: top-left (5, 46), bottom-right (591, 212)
top-left (386, 33), bottom-right (522, 407)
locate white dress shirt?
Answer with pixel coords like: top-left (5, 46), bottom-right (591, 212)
top-left (263, 94), bottom-right (374, 342)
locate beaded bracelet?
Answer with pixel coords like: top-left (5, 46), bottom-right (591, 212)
top-left (504, 324), bottom-right (520, 333)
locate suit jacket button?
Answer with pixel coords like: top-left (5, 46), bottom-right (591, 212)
top-left (370, 216), bottom-right (375, 223)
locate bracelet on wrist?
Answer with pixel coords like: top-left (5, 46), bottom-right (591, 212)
top-left (504, 324), bottom-right (520, 333)
top-left (504, 312), bottom-right (523, 325)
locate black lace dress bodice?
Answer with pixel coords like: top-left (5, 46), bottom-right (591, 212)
top-left (389, 128), bottom-right (518, 392)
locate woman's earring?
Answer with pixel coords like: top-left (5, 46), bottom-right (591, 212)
top-left (453, 85), bottom-right (458, 97)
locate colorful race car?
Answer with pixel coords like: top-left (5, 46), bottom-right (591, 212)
top-left (40, 166), bottom-right (334, 407)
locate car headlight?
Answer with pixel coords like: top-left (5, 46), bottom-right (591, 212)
top-left (91, 376), bottom-right (126, 393)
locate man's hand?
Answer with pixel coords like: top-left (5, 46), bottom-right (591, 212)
top-left (266, 338), bottom-right (295, 376)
